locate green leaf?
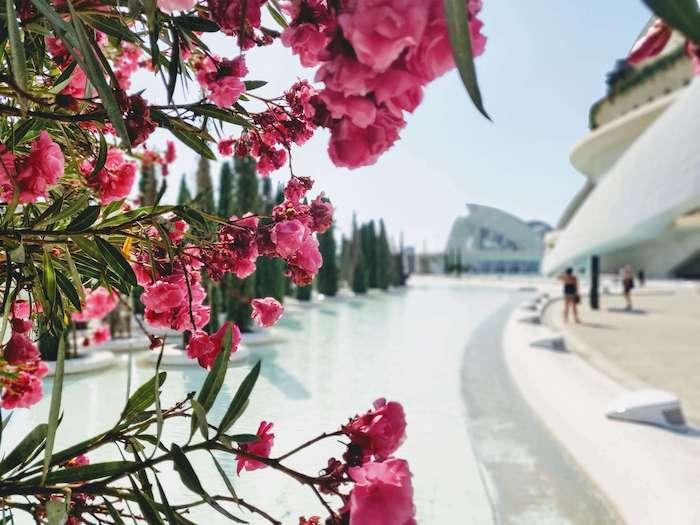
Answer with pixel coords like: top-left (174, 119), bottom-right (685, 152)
top-left (189, 104), bottom-right (252, 128)
top-left (41, 248), bottom-right (57, 306)
top-left (130, 476), bottom-right (165, 525)
top-left (48, 193), bottom-right (91, 225)
top-left (173, 15), bottom-right (220, 32)
top-left (42, 461), bottom-right (135, 484)
top-left (30, 197), bottom-right (63, 228)
top-left (244, 80), bottom-right (267, 91)
top-left (6, 119), bottom-right (36, 149)
top-left (195, 325), bottom-right (232, 413)
top-left (6, 0), bottom-right (28, 92)
top-left (266, 3), bottom-right (288, 28)
top-left (229, 433), bottom-right (259, 443)
top-left (219, 361), bottom-right (261, 434)
top-left (121, 372), bottom-right (167, 422)
top-left (154, 476), bottom-right (179, 525)
top-left (55, 270), bottom-right (82, 312)
top-left (94, 236), bottom-right (137, 286)
top-left (71, 235), bottom-right (103, 261)
top-left (42, 333), bottom-right (65, 484)
top-left (172, 206), bottom-right (208, 232)
top-left (170, 444), bottom-right (204, 495)
top-left (102, 198), bottom-right (126, 219)
top-left (190, 398), bottom-right (209, 440)
top-left (209, 452), bottom-right (237, 500)
top-left (104, 500), bottom-right (127, 525)
top-left (66, 1), bottom-right (130, 146)
top-left (99, 205), bottom-right (174, 228)
top-left (643, 0), bottom-right (700, 44)
top-left (92, 133), bottom-right (108, 179)
top-left (170, 127), bottom-right (216, 160)
top-left (443, 0), bottom-right (490, 119)
top-left (0, 424), bottom-right (47, 476)
top-left (166, 27), bottom-right (180, 103)
top-left (67, 205), bottom-right (100, 231)
top-left (82, 14), bottom-right (141, 43)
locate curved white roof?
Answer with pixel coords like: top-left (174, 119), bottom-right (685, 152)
top-left (542, 79), bottom-right (700, 275)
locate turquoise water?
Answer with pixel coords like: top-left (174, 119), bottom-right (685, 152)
top-left (4, 279), bottom-right (512, 524)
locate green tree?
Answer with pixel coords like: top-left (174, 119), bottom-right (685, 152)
top-left (352, 249), bottom-right (368, 294)
top-left (225, 156), bottom-right (259, 331)
top-left (296, 283), bottom-right (312, 301)
top-left (177, 174), bottom-right (192, 205)
top-left (376, 220), bottom-right (392, 290)
top-left (361, 221), bottom-right (379, 288)
top-left (392, 233), bottom-right (407, 287)
top-left (195, 156), bottom-right (215, 213)
top-left (139, 163), bottom-right (157, 206)
top-left (317, 225), bottom-right (339, 296)
top-left (218, 161), bottom-right (235, 217)
top-left (339, 234), bottom-right (353, 286)
top-left (255, 179), bottom-right (286, 302)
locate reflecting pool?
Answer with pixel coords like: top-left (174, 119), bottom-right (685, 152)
top-left (5, 279), bottom-right (513, 523)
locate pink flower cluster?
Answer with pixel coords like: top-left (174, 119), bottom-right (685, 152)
top-left (200, 176), bottom-right (332, 286)
top-left (195, 55), bottom-right (248, 108)
top-left (186, 321), bottom-right (241, 368)
top-left (224, 81), bottom-right (321, 175)
top-left (81, 147), bottom-right (137, 204)
top-left (251, 297), bottom-right (284, 327)
top-left (282, 0), bottom-right (486, 168)
top-left (343, 398), bottom-right (407, 461)
top-left (114, 43), bottom-right (144, 90)
top-left (208, 0), bottom-right (272, 49)
top-left (1, 306), bottom-right (47, 410)
top-left (236, 420), bottom-right (275, 474)
top-left (71, 287), bottom-right (119, 323)
top-left (0, 131), bottom-right (65, 204)
top-left (140, 271), bottom-right (210, 332)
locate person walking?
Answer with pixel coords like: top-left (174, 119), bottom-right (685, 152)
top-left (558, 267), bottom-right (581, 323)
top-left (621, 265), bottom-right (635, 311)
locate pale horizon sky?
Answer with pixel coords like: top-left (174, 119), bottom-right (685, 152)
top-left (138, 1), bottom-right (651, 252)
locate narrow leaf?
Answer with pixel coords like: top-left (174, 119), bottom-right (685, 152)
top-left (170, 444), bottom-right (204, 495)
top-left (642, 0), bottom-right (700, 44)
top-left (94, 236), bottom-right (137, 286)
top-left (41, 461), bottom-right (135, 484)
top-left (55, 271), bottom-right (82, 311)
top-left (121, 372), bottom-right (167, 422)
top-left (67, 205), bottom-right (100, 231)
top-left (0, 424), bottom-right (47, 476)
top-left (42, 334), bottom-right (65, 484)
top-left (219, 361), bottom-right (261, 434)
top-left (6, 0), bottom-right (28, 92)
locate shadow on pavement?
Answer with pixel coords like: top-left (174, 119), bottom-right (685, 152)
top-left (530, 337), bottom-right (567, 352)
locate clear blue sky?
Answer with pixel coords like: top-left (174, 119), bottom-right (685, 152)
top-left (145, 1), bottom-right (651, 252)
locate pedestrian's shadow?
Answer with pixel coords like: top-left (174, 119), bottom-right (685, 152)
top-left (518, 316), bottom-right (541, 325)
top-left (607, 308), bottom-right (648, 315)
top-left (530, 337), bottom-right (567, 353)
top-left (248, 346), bottom-right (310, 400)
top-left (578, 322), bottom-right (616, 329)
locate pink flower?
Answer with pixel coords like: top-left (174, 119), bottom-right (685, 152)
top-left (10, 318), bottom-right (32, 334)
top-left (1, 361), bottom-right (48, 410)
top-left (271, 219), bottom-right (306, 258)
top-left (65, 454), bottom-right (90, 468)
top-left (92, 325), bottom-right (111, 345)
top-left (165, 140), bottom-right (177, 164)
top-left (343, 399), bottom-right (406, 460)
top-left (12, 300), bottom-right (31, 319)
top-left (628, 19), bottom-right (672, 65)
top-left (346, 459), bottom-right (416, 525)
top-left (327, 107), bottom-right (405, 169)
top-left (141, 273), bottom-right (210, 332)
top-left (72, 288), bottom-right (119, 322)
top-left (320, 90), bottom-right (377, 128)
top-left (287, 233), bottom-right (323, 285)
top-left (208, 0), bottom-right (265, 48)
top-left (218, 138), bottom-right (235, 156)
top-left (0, 131), bottom-right (65, 204)
top-left (4, 332), bottom-right (39, 365)
top-left (281, 23), bottom-right (330, 67)
top-left (82, 148), bottom-right (137, 204)
top-left (186, 321), bottom-right (241, 369)
top-left (309, 193), bottom-right (333, 233)
top-left (283, 176), bottom-right (314, 203)
top-left (195, 55), bottom-right (248, 108)
top-left (236, 421), bottom-right (275, 474)
top-left (337, 0), bottom-right (429, 73)
top-left (157, 0), bottom-right (197, 12)
top-left (251, 298), bottom-right (284, 327)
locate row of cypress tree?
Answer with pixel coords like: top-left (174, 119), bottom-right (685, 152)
top-left (340, 215), bottom-right (408, 295)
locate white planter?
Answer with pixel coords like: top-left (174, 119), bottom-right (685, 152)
top-left (241, 328), bottom-right (284, 346)
top-left (94, 335), bottom-right (151, 353)
top-left (142, 344), bottom-right (250, 367)
top-left (45, 350), bottom-right (116, 377)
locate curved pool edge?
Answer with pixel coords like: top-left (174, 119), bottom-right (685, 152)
top-left (461, 294), bottom-right (620, 524)
top-left (504, 299), bottom-right (700, 525)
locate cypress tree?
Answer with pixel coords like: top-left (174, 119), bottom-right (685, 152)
top-left (225, 156), bottom-right (259, 332)
top-left (139, 163), bottom-right (157, 206)
top-left (255, 180), bottom-right (286, 302)
top-left (339, 234), bottom-right (353, 286)
top-left (376, 220), bottom-right (392, 290)
top-left (195, 156), bottom-right (215, 213)
top-left (218, 162), bottom-right (235, 217)
top-left (352, 249), bottom-right (368, 294)
top-left (392, 234), bottom-right (407, 287)
top-left (177, 175), bottom-right (192, 205)
top-left (362, 221), bottom-right (379, 288)
top-left (317, 225), bottom-right (339, 296)
top-left (296, 283), bottom-right (312, 301)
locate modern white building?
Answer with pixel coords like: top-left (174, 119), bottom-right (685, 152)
top-left (542, 21), bottom-right (700, 278)
top-left (445, 204), bottom-right (550, 273)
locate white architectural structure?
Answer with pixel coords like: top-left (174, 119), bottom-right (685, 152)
top-left (446, 204), bottom-right (549, 273)
top-left (543, 23), bottom-right (700, 277)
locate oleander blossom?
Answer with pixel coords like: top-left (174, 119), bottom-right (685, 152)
top-left (82, 148), bottom-right (137, 204)
top-left (141, 273), bottom-right (210, 332)
top-left (282, 0), bottom-right (487, 168)
top-left (236, 421), bottom-right (275, 474)
top-left (346, 459), bottom-right (416, 525)
top-left (157, 0), bottom-right (197, 13)
top-left (72, 287), bottom-right (119, 322)
top-left (0, 131), bottom-right (65, 204)
top-left (1, 361), bottom-right (48, 409)
top-left (208, 0), bottom-right (269, 48)
top-left (186, 321), bottom-right (241, 369)
top-left (92, 325), bottom-right (111, 345)
top-left (343, 398), bottom-right (406, 460)
top-left (195, 55), bottom-right (248, 108)
top-left (251, 298), bottom-right (284, 327)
